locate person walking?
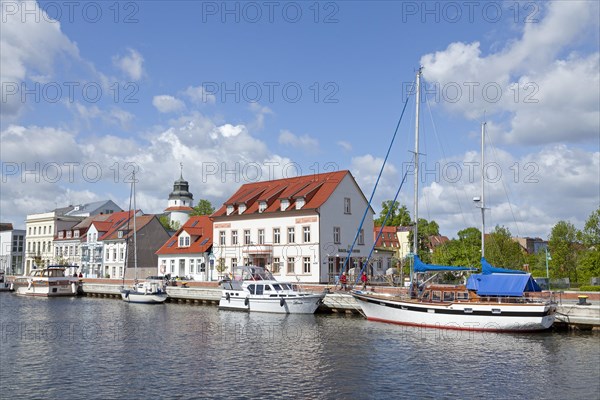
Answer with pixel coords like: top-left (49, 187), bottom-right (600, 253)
top-left (360, 271), bottom-right (368, 290)
top-left (339, 272), bottom-right (348, 291)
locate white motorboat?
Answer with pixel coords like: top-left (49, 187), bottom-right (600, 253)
top-left (0, 270), bottom-right (13, 292)
top-left (219, 266), bottom-right (325, 314)
top-left (351, 69), bottom-right (556, 332)
top-left (120, 171), bottom-right (168, 304)
top-left (12, 266), bottom-right (79, 297)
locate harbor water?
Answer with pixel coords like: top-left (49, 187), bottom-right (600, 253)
top-left (1, 295), bottom-right (599, 399)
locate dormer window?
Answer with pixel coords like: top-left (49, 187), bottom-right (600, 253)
top-left (58, 232), bottom-right (64, 239)
top-left (226, 205), bottom-right (234, 215)
top-left (258, 201), bottom-right (267, 213)
top-left (295, 197), bottom-right (305, 210)
top-left (66, 231), bottom-right (72, 239)
top-left (238, 204), bottom-right (246, 214)
top-left (280, 199), bottom-right (289, 211)
top-left (118, 231), bottom-right (123, 238)
top-left (74, 230), bottom-right (79, 238)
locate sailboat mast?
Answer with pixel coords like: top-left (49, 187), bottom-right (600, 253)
top-left (480, 122), bottom-right (486, 258)
top-left (132, 170), bottom-right (138, 281)
top-left (413, 67), bottom-right (422, 256)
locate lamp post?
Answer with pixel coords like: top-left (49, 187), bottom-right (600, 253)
top-left (545, 247), bottom-right (551, 280)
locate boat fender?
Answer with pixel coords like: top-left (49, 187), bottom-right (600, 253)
top-left (124, 290), bottom-right (129, 299)
top-left (27, 279), bottom-right (33, 289)
top-left (226, 292), bottom-right (231, 302)
top-left (244, 297), bottom-right (249, 306)
top-left (71, 282), bottom-right (77, 294)
top-left (280, 297), bottom-right (285, 307)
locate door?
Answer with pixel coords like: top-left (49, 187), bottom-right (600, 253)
top-left (179, 259), bottom-right (185, 277)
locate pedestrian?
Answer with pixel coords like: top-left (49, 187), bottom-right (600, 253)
top-left (360, 271), bottom-right (368, 290)
top-left (339, 272), bottom-right (348, 291)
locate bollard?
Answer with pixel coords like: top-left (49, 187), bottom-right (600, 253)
top-left (578, 295), bottom-right (589, 305)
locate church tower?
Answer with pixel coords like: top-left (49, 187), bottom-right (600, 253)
top-left (165, 164), bottom-right (194, 228)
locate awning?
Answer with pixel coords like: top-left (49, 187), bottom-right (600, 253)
top-left (466, 273), bottom-right (542, 296)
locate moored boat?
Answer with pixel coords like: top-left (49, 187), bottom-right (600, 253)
top-left (0, 270), bottom-right (13, 292)
top-left (219, 265), bottom-right (325, 314)
top-left (12, 266), bottom-right (79, 297)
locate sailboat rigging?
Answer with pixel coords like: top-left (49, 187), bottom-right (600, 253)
top-left (120, 171), bottom-right (168, 304)
top-left (351, 68), bottom-right (556, 332)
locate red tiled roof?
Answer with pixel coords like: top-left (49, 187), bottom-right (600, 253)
top-left (156, 216), bottom-right (213, 255)
top-left (102, 214), bottom-right (154, 241)
top-left (85, 210), bottom-right (137, 240)
top-left (428, 235), bottom-right (449, 249)
top-left (374, 226), bottom-right (400, 247)
top-left (213, 170), bottom-right (350, 217)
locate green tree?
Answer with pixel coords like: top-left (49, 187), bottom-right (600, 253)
top-left (159, 215), bottom-right (180, 231)
top-left (191, 199), bottom-right (215, 216)
top-left (408, 218), bottom-right (440, 263)
top-left (484, 225), bottom-right (525, 269)
top-left (375, 201), bottom-right (412, 226)
top-left (578, 207), bottom-right (600, 248)
top-left (433, 227), bottom-right (481, 268)
top-left (548, 220), bottom-right (578, 281)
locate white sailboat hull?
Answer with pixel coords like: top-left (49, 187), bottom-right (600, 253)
top-left (14, 280), bottom-right (78, 297)
top-left (352, 292), bottom-right (555, 332)
top-left (219, 292), bottom-right (325, 314)
top-left (120, 289), bottom-right (167, 304)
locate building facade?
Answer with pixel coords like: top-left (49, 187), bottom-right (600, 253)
top-left (156, 216), bottom-right (214, 280)
top-left (211, 170), bottom-right (374, 284)
top-left (0, 224), bottom-right (25, 275)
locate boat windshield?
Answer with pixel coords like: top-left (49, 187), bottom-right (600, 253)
top-left (233, 266), bottom-right (275, 281)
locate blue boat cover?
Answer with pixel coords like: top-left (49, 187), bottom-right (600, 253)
top-left (481, 257), bottom-right (526, 274)
top-left (466, 273), bottom-right (542, 296)
top-left (413, 255), bottom-right (477, 273)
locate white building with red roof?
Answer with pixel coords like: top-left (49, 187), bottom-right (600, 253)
top-left (155, 216), bottom-right (213, 280)
top-left (211, 170), bottom-right (374, 283)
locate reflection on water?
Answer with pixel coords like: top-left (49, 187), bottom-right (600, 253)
top-left (1, 295), bottom-right (599, 399)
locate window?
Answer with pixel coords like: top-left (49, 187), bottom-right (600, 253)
top-left (273, 228), bottom-right (280, 244)
top-left (112, 249), bottom-right (117, 261)
top-left (272, 257), bottom-right (280, 273)
top-left (303, 257), bottom-right (311, 274)
top-left (244, 230), bottom-right (251, 245)
top-left (190, 259), bottom-right (195, 274)
top-left (120, 248), bottom-right (124, 260)
top-left (231, 230), bottom-right (238, 245)
top-left (258, 202), bottom-right (267, 213)
top-left (105, 250), bottom-right (109, 261)
top-left (185, 236), bottom-right (190, 246)
top-left (199, 260), bottom-right (205, 272)
top-left (432, 291), bottom-right (441, 302)
top-left (179, 236), bottom-right (185, 247)
top-left (43, 226), bottom-right (46, 235)
top-left (344, 197), bottom-right (351, 214)
top-left (66, 231), bottom-right (72, 239)
top-left (219, 231), bottom-right (226, 246)
top-left (58, 232), bottom-right (64, 239)
top-left (443, 292), bottom-right (455, 302)
top-left (333, 227), bottom-right (341, 244)
top-left (170, 259), bottom-right (175, 273)
top-left (232, 258), bottom-right (238, 269)
top-left (74, 230), bottom-right (79, 238)
top-left (303, 226), bottom-right (311, 243)
top-left (358, 229), bottom-right (364, 245)
top-left (287, 227), bottom-right (295, 243)
top-left (243, 258), bottom-right (249, 266)
top-left (287, 257), bottom-right (295, 274)
top-left (118, 231), bottom-right (123, 238)
top-left (258, 229), bottom-right (265, 245)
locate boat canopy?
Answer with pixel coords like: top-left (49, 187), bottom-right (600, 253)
top-left (466, 273), bottom-right (542, 296)
top-left (481, 257), bottom-right (527, 275)
top-left (413, 255), bottom-right (477, 273)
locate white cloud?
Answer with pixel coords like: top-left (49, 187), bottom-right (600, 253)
top-left (337, 141), bottom-right (352, 152)
top-left (278, 130), bottom-right (319, 152)
top-left (218, 124), bottom-right (245, 138)
top-left (184, 85), bottom-right (216, 104)
top-left (0, 0), bottom-right (79, 118)
top-left (152, 95), bottom-right (185, 113)
top-left (420, 1), bottom-right (600, 145)
top-left (113, 48), bottom-right (145, 81)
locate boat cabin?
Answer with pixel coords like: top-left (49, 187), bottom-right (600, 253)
top-left (419, 284), bottom-right (471, 303)
top-left (30, 266), bottom-right (68, 278)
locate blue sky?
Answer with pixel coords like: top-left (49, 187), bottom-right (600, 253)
top-left (1, 0), bottom-right (599, 239)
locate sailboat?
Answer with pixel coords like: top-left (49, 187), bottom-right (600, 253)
top-left (120, 171), bottom-right (168, 304)
top-left (351, 69), bottom-right (556, 332)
